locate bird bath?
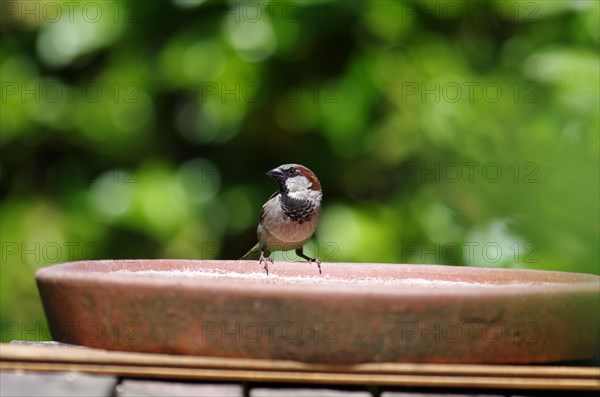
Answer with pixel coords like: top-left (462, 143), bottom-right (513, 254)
top-left (36, 260), bottom-right (600, 364)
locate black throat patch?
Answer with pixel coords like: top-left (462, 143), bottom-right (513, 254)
top-left (280, 194), bottom-right (315, 224)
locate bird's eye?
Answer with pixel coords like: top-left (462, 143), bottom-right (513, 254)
top-left (288, 168), bottom-right (298, 175)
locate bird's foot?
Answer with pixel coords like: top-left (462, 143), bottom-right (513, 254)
top-left (259, 254), bottom-right (274, 275)
top-left (309, 258), bottom-right (322, 274)
top-left (295, 248), bottom-right (322, 274)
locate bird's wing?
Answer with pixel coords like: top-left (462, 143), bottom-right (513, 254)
top-left (259, 191), bottom-right (279, 223)
top-left (240, 192), bottom-right (278, 260)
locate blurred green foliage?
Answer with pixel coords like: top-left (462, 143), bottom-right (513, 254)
top-left (0, 0), bottom-right (598, 342)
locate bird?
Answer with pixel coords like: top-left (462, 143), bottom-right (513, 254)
top-left (241, 164), bottom-right (323, 275)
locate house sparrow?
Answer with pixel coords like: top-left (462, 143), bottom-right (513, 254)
top-left (241, 164), bottom-right (323, 275)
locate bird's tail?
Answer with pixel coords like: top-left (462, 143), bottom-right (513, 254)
top-left (240, 243), bottom-right (261, 260)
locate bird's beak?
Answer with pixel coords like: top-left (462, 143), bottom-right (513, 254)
top-left (266, 167), bottom-right (285, 180)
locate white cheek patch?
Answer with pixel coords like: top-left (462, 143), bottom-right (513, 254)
top-left (288, 189), bottom-right (322, 202)
top-left (285, 175), bottom-right (311, 192)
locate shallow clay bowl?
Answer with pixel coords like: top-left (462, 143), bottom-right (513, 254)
top-left (36, 260), bottom-right (600, 364)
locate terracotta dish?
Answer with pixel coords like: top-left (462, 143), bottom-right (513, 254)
top-left (36, 260), bottom-right (600, 364)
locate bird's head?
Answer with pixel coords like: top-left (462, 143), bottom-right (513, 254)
top-left (266, 164), bottom-right (322, 196)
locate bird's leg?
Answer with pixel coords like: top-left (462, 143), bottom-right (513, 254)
top-left (295, 247), bottom-right (322, 274)
top-left (258, 245), bottom-right (273, 275)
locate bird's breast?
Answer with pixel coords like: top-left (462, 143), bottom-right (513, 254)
top-left (258, 197), bottom-right (320, 251)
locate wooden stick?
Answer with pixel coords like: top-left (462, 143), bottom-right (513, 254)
top-left (1, 362), bottom-right (598, 391)
top-left (2, 344), bottom-right (598, 391)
